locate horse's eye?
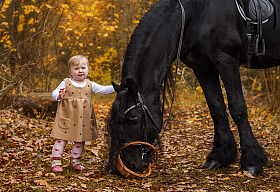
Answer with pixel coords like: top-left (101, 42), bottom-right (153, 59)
top-left (127, 116), bottom-right (138, 124)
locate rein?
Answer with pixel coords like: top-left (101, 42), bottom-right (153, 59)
top-left (117, 0), bottom-right (186, 178)
top-left (154, 0), bottom-right (185, 147)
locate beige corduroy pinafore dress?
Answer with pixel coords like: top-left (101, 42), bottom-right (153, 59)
top-left (51, 78), bottom-right (98, 142)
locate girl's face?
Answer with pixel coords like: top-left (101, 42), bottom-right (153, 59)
top-left (69, 62), bottom-right (89, 83)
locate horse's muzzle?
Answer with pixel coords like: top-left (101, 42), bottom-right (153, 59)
top-left (117, 141), bottom-right (158, 178)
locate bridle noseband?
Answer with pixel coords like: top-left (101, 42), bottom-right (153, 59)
top-left (124, 92), bottom-right (161, 133)
top-left (123, 92), bottom-right (161, 157)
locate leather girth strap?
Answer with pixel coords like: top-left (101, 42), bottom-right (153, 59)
top-left (235, 0), bottom-right (276, 68)
top-left (247, 0), bottom-right (266, 68)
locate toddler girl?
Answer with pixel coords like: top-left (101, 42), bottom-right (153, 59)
top-left (51, 55), bottom-right (116, 173)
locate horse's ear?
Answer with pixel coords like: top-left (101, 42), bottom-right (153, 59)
top-left (126, 78), bottom-right (138, 95)
top-left (111, 82), bottom-right (122, 93)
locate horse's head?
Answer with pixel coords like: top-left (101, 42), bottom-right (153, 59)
top-left (107, 78), bottom-right (161, 174)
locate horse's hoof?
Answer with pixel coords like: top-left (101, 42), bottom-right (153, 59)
top-left (203, 160), bottom-right (220, 170)
top-left (238, 166), bottom-right (259, 176)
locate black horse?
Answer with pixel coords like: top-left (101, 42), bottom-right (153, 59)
top-left (107, 0), bottom-right (279, 176)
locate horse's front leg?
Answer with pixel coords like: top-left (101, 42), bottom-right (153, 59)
top-left (194, 70), bottom-right (237, 169)
top-left (217, 62), bottom-right (267, 176)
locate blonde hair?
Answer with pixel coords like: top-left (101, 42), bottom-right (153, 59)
top-left (68, 55), bottom-right (89, 70)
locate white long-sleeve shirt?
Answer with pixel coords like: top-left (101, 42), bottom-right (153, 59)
top-left (52, 78), bottom-right (115, 101)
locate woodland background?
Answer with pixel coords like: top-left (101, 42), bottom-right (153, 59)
top-left (0, 0), bottom-right (280, 191)
top-left (0, 0), bottom-right (279, 112)
top-left (0, 0), bottom-right (158, 100)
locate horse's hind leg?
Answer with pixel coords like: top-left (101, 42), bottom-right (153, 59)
top-left (194, 70), bottom-right (237, 169)
top-left (217, 63), bottom-right (267, 176)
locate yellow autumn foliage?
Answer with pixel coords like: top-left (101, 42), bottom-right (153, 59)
top-left (17, 24), bottom-right (23, 32)
top-left (28, 18), bottom-right (34, 25)
top-left (0, 0), bottom-right (160, 94)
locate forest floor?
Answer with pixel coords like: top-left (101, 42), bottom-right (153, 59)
top-left (0, 95), bottom-right (280, 191)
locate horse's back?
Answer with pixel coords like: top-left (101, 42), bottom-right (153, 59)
top-left (181, 0), bottom-right (245, 71)
top-left (181, 0), bottom-right (280, 69)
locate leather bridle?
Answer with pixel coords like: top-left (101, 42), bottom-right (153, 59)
top-left (122, 92), bottom-right (161, 158)
top-left (124, 93), bottom-right (161, 134)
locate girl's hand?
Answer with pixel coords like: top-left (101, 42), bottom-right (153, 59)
top-left (57, 88), bottom-right (67, 100)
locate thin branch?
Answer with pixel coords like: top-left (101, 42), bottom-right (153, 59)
top-left (0, 81), bottom-right (18, 93)
top-left (0, 11), bottom-right (50, 57)
top-left (0, 75), bottom-right (12, 83)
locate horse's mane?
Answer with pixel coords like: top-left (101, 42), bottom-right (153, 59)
top-left (105, 89), bottom-right (127, 174)
top-left (105, 0), bottom-right (178, 173)
top-left (120, 0), bottom-right (178, 80)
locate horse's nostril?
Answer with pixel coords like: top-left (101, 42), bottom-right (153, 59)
top-left (130, 164), bottom-right (136, 172)
top-left (143, 161), bottom-right (149, 167)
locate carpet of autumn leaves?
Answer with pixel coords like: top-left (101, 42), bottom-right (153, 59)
top-left (0, 96), bottom-right (280, 191)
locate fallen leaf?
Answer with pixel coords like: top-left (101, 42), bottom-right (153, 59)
top-left (45, 173), bottom-right (56, 177)
top-left (221, 177), bottom-right (230, 180)
top-left (78, 176), bottom-right (90, 181)
top-left (39, 180), bottom-right (48, 186)
top-left (243, 171), bottom-right (256, 178)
